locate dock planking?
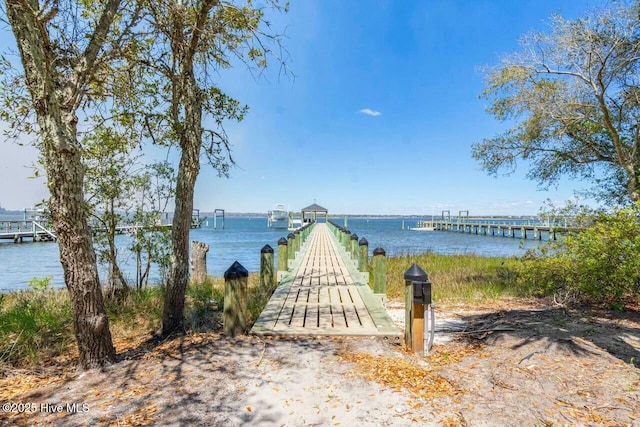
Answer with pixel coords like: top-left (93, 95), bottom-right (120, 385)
top-left (251, 223), bottom-right (401, 337)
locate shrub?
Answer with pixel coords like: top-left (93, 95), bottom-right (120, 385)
top-left (185, 277), bottom-right (224, 330)
top-left (517, 204), bottom-right (640, 307)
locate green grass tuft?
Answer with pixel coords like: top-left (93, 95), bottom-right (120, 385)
top-left (382, 253), bottom-right (523, 303)
top-left (0, 283), bottom-right (73, 366)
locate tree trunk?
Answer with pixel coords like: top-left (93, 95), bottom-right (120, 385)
top-left (43, 116), bottom-right (116, 369)
top-left (191, 241), bottom-right (209, 284)
top-left (162, 62), bottom-right (203, 335)
top-left (162, 143), bottom-right (200, 334)
top-left (5, 0), bottom-right (118, 369)
top-left (107, 205), bottom-right (128, 299)
top-left (627, 171), bottom-right (640, 202)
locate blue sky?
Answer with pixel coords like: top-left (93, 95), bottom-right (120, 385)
top-left (1, 0), bottom-right (607, 215)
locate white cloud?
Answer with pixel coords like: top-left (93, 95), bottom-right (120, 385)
top-left (359, 108), bottom-right (381, 117)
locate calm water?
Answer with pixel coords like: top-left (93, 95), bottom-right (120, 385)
top-left (0, 216), bottom-right (544, 291)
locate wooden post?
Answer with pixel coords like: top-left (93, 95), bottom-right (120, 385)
top-left (260, 244), bottom-right (275, 294)
top-left (344, 230), bottom-right (351, 249)
top-left (358, 237), bottom-right (369, 273)
top-left (372, 246), bottom-right (387, 294)
top-left (287, 233), bottom-right (295, 260)
top-left (350, 233), bottom-right (358, 262)
top-left (190, 241), bottom-right (210, 283)
top-left (224, 261), bottom-right (248, 337)
top-left (294, 229), bottom-right (301, 253)
top-left (277, 237), bottom-right (288, 273)
top-left (404, 263), bottom-right (427, 355)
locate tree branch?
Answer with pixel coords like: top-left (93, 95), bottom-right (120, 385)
top-left (66, 0), bottom-right (123, 111)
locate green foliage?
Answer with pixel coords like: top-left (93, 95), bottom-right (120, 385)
top-left (185, 278), bottom-right (224, 330)
top-left (129, 161), bottom-right (175, 289)
top-left (473, 2), bottom-right (640, 205)
top-left (105, 286), bottom-right (164, 333)
top-left (516, 204), bottom-right (640, 307)
top-left (84, 128), bottom-right (177, 291)
top-left (184, 274), bottom-right (266, 331)
top-left (28, 276), bottom-right (52, 291)
top-left (0, 286), bottom-right (73, 366)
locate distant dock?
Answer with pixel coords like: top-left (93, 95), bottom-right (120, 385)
top-left (428, 220), bottom-right (577, 241)
top-left (0, 219), bottom-right (56, 243)
top-left (0, 208), bottom-right (206, 243)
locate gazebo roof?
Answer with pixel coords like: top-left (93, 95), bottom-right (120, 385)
top-left (301, 203), bottom-right (328, 213)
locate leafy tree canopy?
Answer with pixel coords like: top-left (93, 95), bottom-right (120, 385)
top-left (473, 1), bottom-right (640, 205)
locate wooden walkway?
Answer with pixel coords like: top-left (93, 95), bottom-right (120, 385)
top-left (251, 223), bottom-right (401, 337)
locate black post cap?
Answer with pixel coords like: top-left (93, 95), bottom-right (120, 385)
top-left (287, 233), bottom-right (295, 239)
top-left (350, 233), bottom-right (358, 240)
top-left (261, 244), bottom-right (274, 254)
top-left (294, 229), bottom-right (300, 234)
top-left (404, 263), bottom-right (428, 282)
top-left (373, 246), bottom-right (386, 256)
top-left (224, 261), bottom-right (249, 279)
top-left (278, 237), bottom-right (288, 245)
top-left (345, 230), bottom-right (351, 235)
top-left (359, 237), bottom-right (368, 246)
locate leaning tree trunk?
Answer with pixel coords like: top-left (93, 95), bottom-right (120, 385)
top-left (162, 72), bottom-right (203, 335)
top-left (5, 0), bottom-right (118, 369)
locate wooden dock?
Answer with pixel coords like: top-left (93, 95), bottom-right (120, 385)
top-left (0, 220), bottom-right (56, 243)
top-left (428, 220), bottom-right (579, 241)
top-left (251, 223), bottom-right (401, 337)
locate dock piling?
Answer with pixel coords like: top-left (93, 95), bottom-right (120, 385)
top-left (372, 246), bottom-right (387, 299)
top-left (350, 233), bottom-right (358, 262)
top-left (260, 244), bottom-right (275, 295)
top-left (358, 237), bottom-right (369, 273)
top-left (277, 237), bottom-right (288, 279)
top-left (224, 261), bottom-right (248, 337)
top-left (287, 233), bottom-right (295, 262)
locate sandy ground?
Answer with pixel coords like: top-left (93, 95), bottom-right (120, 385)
top-left (2, 301), bottom-right (639, 426)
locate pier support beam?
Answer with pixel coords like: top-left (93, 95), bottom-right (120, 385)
top-left (343, 230), bottom-right (351, 249)
top-left (350, 233), bottom-right (358, 262)
top-left (260, 244), bottom-right (275, 296)
top-left (287, 233), bottom-right (295, 263)
top-left (294, 229), bottom-right (301, 253)
top-left (277, 237), bottom-right (288, 279)
top-left (224, 261), bottom-right (248, 337)
top-left (372, 247), bottom-right (387, 303)
top-left (358, 238), bottom-right (369, 273)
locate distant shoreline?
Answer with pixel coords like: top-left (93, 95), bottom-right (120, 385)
top-left (199, 212), bottom-right (540, 219)
top-left (0, 209), bottom-right (539, 220)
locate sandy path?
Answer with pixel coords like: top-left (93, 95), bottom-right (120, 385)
top-left (2, 302), bottom-right (639, 426)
